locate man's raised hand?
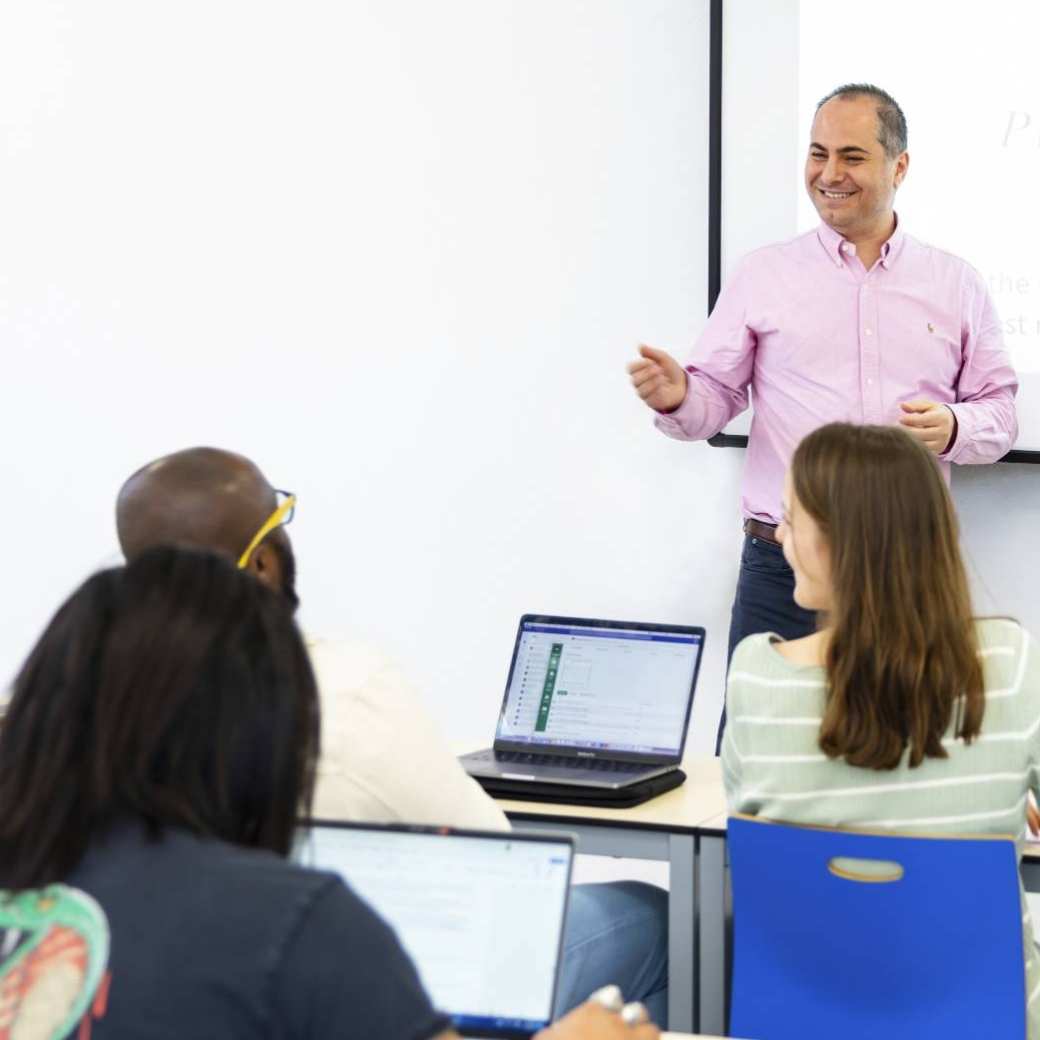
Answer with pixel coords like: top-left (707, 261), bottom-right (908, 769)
top-left (627, 344), bottom-right (688, 414)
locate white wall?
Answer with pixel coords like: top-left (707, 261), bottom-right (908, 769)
top-left (2, 2), bottom-right (734, 751)
top-left (956, 464), bottom-right (1040, 634)
top-left (4, 0), bottom-right (1035, 767)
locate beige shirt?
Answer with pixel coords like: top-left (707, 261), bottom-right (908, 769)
top-left (308, 637), bottom-right (509, 832)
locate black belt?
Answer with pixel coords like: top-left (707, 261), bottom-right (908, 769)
top-left (743, 519), bottom-right (780, 546)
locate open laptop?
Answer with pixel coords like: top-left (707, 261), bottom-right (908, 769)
top-left (302, 822), bottom-right (574, 1039)
top-left (459, 614), bottom-right (704, 795)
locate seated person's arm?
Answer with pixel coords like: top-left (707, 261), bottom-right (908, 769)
top-left (536, 1002), bottom-right (660, 1038)
top-left (310, 640), bottom-right (509, 831)
top-left (434, 1001), bottom-right (660, 1039)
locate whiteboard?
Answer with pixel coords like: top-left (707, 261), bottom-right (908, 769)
top-left (718, 0), bottom-right (1040, 456)
top-left (0, 2), bottom-right (714, 742)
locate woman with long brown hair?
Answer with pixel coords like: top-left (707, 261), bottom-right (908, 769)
top-left (721, 422), bottom-right (1040, 1028)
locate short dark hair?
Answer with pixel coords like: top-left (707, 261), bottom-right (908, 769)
top-left (0, 546), bottom-right (320, 890)
top-left (816, 83), bottom-right (907, 158)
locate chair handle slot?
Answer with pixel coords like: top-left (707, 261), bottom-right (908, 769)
top-left (827, 856), bottom-right (905, 883)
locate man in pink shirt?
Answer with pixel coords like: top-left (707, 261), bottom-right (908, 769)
top-left (628, 84), bottom-right (1018, 749)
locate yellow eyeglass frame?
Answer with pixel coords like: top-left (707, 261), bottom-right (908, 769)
top-left (237, 492), bottom-right (297, 569)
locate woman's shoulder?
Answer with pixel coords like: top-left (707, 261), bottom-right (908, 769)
top-left (79, 822), bottom-right (346, 907)
top-left (726, 633), bottom-right (827, 720)
top-left (973, 617), bottom-right (1031, 669)
top-left (728, 631), bottom-right (774, 681)
top-left (730, 631), bottom-right (825, 676)
top-left (974, 616), bottom-right (1027, 646)
top-left (973, 618), bottom-right (1039, 706)
top-left (731, 630), bottom-right (780, 664)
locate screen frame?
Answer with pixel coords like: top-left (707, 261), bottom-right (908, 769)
top-left (491, 613), bottom-right (705, 765)
top-left (300, 820), bottom-right (576, 1039)
top-left (703, 0), bottom-right (1038, 464)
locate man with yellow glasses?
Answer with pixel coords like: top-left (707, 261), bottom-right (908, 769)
top-left (118, 450), bottom-right (300, 611)
top-left (115, 447), bottom-right (669, 1024)
top-left (237, 490), bottom-right (296, 570)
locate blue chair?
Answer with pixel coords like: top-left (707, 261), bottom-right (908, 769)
top-left (728, 814), bottom-right (1026, 1039)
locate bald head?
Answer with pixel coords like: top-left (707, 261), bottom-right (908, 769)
top-left (117, 448), bottom-right (278, 563)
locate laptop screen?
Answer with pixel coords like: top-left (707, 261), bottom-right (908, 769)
top-left (303, 824), bottom-right (573, 1037)
top-left (494, 617), bottom-right (703, 757)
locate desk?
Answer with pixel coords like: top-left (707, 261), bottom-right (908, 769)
top-left (495, 756), bottom-right (727, 1034)
top-left (662, 1034), bottom-right (731, 1039)
top-left (1022, 842), bottom-right (1040, 889)
top-left (694, 812), bottom-right (729, 1036)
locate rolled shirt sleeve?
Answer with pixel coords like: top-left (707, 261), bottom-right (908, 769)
top-left (942, 267), bottom-right (1019, 464)
top-left (654, 258), bottom-right (755, 442)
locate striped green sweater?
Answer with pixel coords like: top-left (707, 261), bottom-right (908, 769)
top-left (721, 618), bottom-right (1040, 1034)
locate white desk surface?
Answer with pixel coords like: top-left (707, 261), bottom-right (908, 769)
top-left (699, 811), bottom-right (728, 833)
top-left (491, 760), bottom-right (1040, 857)
top-left (489, 755), bottom-right (726, 831)
top-left (663, 1034), bottom-right (731, 1039)
top-left (698, 810), bottom-right (1040, 858)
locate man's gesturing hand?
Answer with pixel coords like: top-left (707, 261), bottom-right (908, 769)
top-left (899, 400), bottom-right (956, 455)
top-left (627, 345), bottom-right (688, 415)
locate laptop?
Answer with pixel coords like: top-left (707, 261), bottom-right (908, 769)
top-left (459, 614), bottom-right (704, 795)
top-left (302, 822), bottom-right (574, 1039)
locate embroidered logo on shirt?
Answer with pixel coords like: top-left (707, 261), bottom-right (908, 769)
top-left (927, 322), bottom-right (935, 333)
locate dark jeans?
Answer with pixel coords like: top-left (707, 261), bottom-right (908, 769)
top-left (714, 534), bottom-right (817, 754)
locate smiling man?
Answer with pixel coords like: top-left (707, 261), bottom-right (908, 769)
top-left (627, 83), bottom-right (1018, 750)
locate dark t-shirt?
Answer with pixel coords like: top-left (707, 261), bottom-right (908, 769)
top-left (23, 821), bottom-right (451, 1039)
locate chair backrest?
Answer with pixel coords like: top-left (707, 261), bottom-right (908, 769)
top-left (728, 814), bottom-right (1026, 1040)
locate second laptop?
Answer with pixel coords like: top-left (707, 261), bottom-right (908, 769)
top-left (460, 614), bottom-right (704, 802)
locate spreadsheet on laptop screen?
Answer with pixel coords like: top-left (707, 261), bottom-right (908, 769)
top-left (305, 828), bottom-right (572, 1035)
top-left (496, 622), bottom-right (702, 755)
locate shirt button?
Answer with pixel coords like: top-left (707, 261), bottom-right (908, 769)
top-left (864, 328), bottom-right (873, 335)
top-left (867, 378), bottom-right (873, 385)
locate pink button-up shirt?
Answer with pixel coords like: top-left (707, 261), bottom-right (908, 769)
top-left (655, 221), bottom-right (1019, 524)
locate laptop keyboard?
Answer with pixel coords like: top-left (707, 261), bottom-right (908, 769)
top-left (495, 751), bottom-right (647, 773)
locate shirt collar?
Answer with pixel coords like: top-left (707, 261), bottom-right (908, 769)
top-left (816, 221), bottom-right (848, 267)
top-left (879, 214), bottom-right (905, 269)
top-left (816, 213), bottom-right (905, 270)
